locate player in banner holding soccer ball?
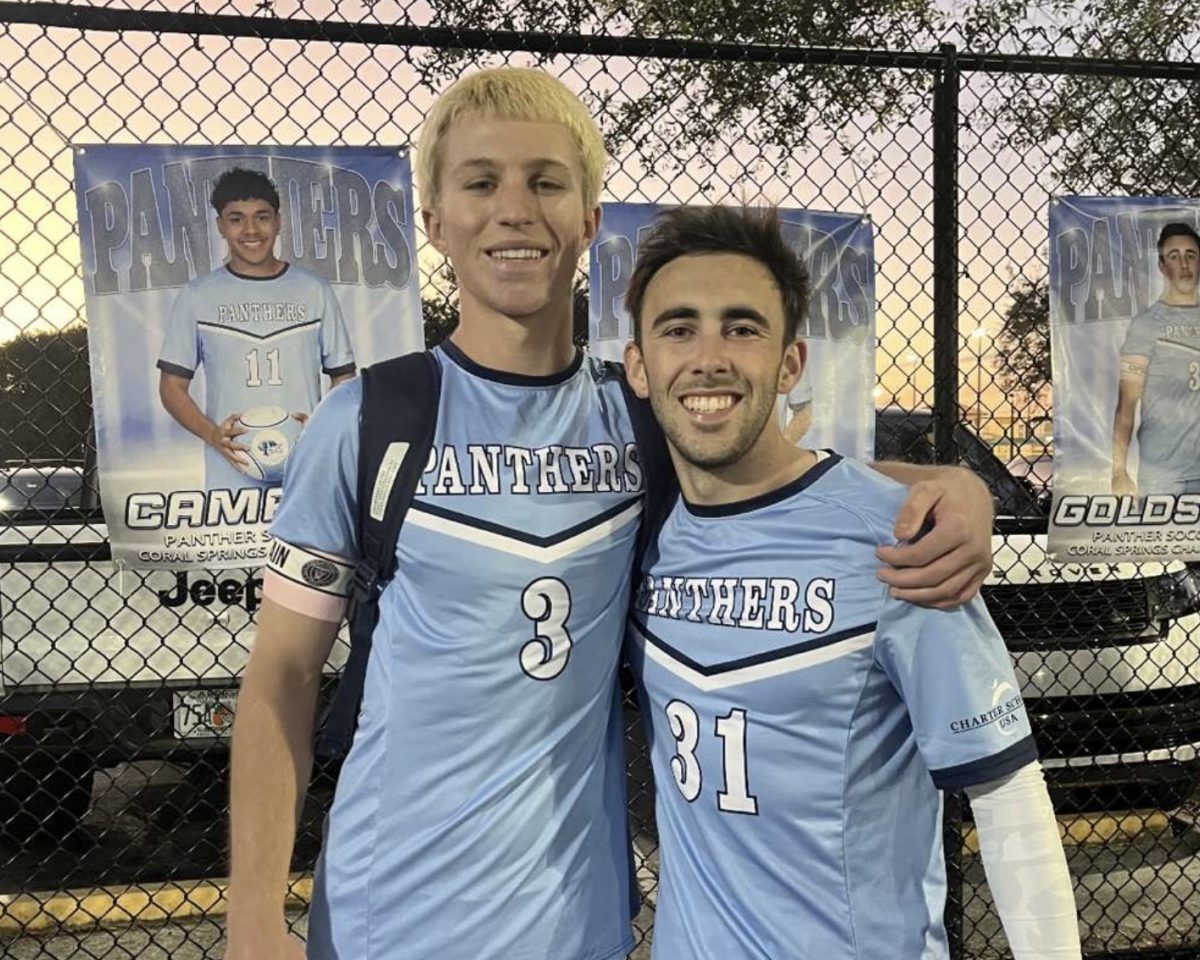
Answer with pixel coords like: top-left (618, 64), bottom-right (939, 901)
top-left (157, 168), bottom-right (357, 492)
top-left (235, 406), bottom-right (306, 483)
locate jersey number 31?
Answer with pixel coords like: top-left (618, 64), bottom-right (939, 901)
top-left (666, 700), bottom-right (759, 815)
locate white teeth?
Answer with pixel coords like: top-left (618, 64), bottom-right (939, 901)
top-left (682, 395), bottom-right (735, 414)
top-left (489, 249), bottom-right (544, 260)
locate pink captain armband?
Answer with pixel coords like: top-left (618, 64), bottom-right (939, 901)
top-left (262, 537), bottom-right (355, 623)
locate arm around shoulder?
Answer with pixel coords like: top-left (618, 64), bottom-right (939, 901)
top-left (870, 461), bottom-right (993, 610)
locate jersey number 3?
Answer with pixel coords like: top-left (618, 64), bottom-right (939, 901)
top-left (520, 577), bottom-right (573, 680)
top-left (666, 701), bottom-right (759, 815)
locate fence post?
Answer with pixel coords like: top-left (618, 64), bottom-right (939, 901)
top-left (932, 42), bottom-right (965, 960)
top-left (932, 41), bottom-right (960, 464)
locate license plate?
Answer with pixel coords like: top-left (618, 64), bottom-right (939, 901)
top-left (173, 687), bottom-right (238, 739)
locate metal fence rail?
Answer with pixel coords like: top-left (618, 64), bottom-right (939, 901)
top-left (3, 2), bottom-right (1200, 958)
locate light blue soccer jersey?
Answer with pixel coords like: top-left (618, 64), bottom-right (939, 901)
top-left (1121, 301), bottom-right (1200, 490)
top-left (267, 342), bottom-right (640, 960)
top-left (628, 454), bottom-right (1036, 960)
top-left (157, 264), bottom-right (355, 490)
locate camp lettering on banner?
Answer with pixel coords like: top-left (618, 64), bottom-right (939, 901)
top-left (74, 145), bottom-right (423, 571)
top-left (1049, 196), bottom-right (1200, 562)
top-left (587, 202), bottom-right (876, 460)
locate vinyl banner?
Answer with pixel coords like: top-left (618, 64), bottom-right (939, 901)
top-left (1049, 196), bottom-right (1200, 562)
top-left (74, 145), bottom-right (422, 570)
top-left (588, 202), bottom-right (876, 459)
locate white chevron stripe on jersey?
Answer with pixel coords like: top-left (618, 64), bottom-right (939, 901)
top-left (405, 497), bottom-right (642, 563)
top-left (630, 621), bottom-right (876, 692)
top-left (1158, 338), bottom-right (1200, 357)
top-left (196, 318), bottom-right (322, 343)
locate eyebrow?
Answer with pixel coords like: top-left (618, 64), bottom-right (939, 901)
top-left (454, 157), bottom-right (574, 174)
top-left (649, 305), bottom-right (771, 329)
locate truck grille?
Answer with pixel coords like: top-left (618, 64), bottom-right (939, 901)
top-left (983, 579), bottom-right (1152, 649)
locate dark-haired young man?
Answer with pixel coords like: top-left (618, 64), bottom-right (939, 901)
top-left (157, 167), bottom-right (355, 491)
top-left (1113, 221), bottom-right (1200, 497)
top-left (623, 205), bottom-right (1080, 960)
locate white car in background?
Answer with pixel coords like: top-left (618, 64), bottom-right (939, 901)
top-left (0, 462), bottom-right (346, 842)
top-left (878, 411), bottom-right (1200, 813)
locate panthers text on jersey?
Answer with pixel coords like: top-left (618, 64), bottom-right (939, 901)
top-left (628, 453), bottom-right (1037, 960)
top-left (157, 263), bottom-right (355, 490)
top-left (264, 341), bottom-right (642, 960)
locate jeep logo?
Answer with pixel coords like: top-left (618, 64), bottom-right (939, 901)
top-left (157, 572), bottom-right (263, 613)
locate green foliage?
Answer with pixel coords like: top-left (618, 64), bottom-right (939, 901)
top-left (993, 275), bottom-right (1051, 407)
top-left (417, 0), bottom-right (942, 171)
top-left (984, 0), bottom-right (1200, 195)
top-left (423, 294), bottom-right (460, 348)
top-left (0, 326), bottom-right (93, 464)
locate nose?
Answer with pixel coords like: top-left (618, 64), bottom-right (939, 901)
top-left (689, 329), bottom-right (732, 378)
top-left (494, 179), bottom-right (538, 227)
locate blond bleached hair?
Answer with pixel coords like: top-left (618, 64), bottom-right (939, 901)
top-left (417, 67), bottom-right (607, 212)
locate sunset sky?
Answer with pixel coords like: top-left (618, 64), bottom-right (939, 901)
top-left (0, 3), bottom-right (1058, 422)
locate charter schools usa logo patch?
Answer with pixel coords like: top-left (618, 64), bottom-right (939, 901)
top-left (949, 680), bottom-right (1025, 737)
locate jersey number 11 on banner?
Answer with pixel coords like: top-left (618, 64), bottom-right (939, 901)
top-left (245, 347), bottom-right (283, 387)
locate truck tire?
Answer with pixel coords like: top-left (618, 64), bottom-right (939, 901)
top-left (0, 749), bottom-right (95, 846)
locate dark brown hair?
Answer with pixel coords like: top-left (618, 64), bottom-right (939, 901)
top-left (625, 205), bottom-right (809, 343)
top-left (1157, 222), bottom-right (1200, 258)
top-left (211, 167), bottom-right (281, 214)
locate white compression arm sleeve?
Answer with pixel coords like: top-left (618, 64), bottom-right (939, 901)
top-left (964, 762), bottom-right (1081, 960)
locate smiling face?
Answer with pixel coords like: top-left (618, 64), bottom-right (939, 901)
top-left (216, 198), bottom-right (283, 277)
top-left (625, 252), bottom-right (803, 471)
top-left (422, 113), bottom-right (599, 330)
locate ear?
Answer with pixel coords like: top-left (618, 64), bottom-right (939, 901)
top-left (214, 213), bottom-right (228, 241)
top-left (623, 339), bottom-right (650, 400)
top-left (423, 206), bottom-right (448, 256)
top-left (582, 204), bottom-right (601, 248)
top-left (777, 339), bottom-right (805, 395)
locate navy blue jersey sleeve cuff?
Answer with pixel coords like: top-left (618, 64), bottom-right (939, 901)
top-left (324, 362), bottom-right (356, 377)
top-left (156, 359), bottom-right (195, 379)
top-left (928, 735), bottom-right (1039, 792)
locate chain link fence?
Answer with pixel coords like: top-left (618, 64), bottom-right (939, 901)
top-left (3, 2), bottom-right (1200, 957)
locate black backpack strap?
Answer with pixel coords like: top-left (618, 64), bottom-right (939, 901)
top-left (315, 350), bottom-right (441, 758)
top-left (606, 360), bottom-right (676, 723)
top-left (603, 360), bottom-right (676, 567)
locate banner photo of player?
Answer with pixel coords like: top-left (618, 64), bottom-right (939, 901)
top-left (74, 145), bottom-right (423, 570)
top-left (588, 202), bottom-right (875, 459)
top-left (1049, 196), bottom-right (1200, 562)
